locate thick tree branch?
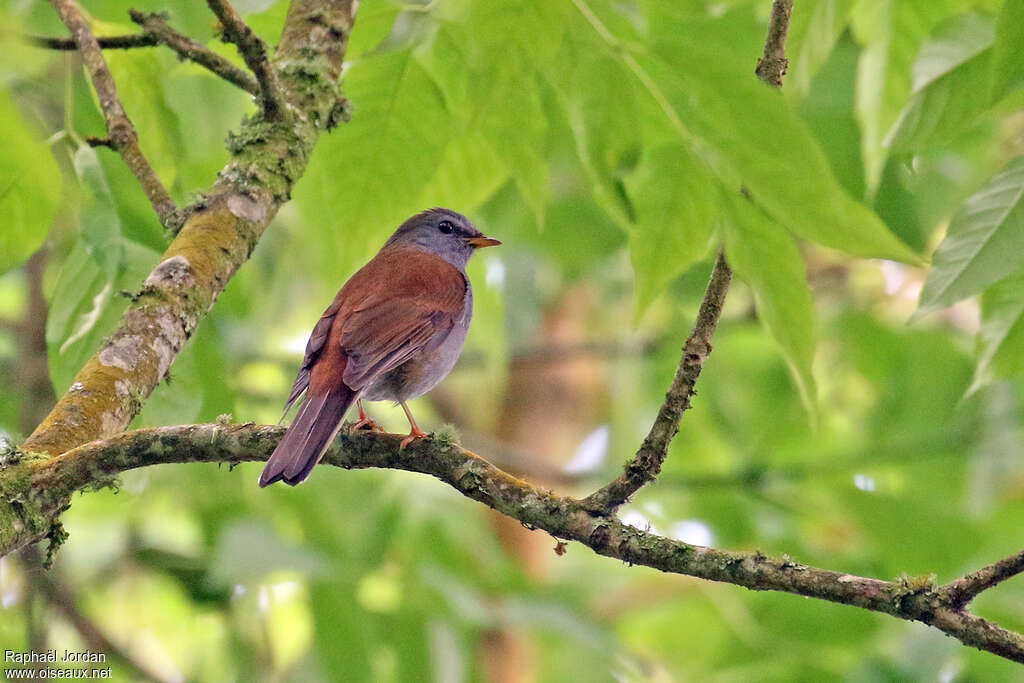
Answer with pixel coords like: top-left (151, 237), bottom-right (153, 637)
top-left (22, 0), bottom-right (357, 459)
top-left (5, 423), bottom-right (1024, 664)
top-left (128, 10), bottom-right (260, 96)
top-left (582, 252), bottom-right (732, 512)
top-left (48, 0), bottom-right (180, 231)
top-left (206, 0), bottom-right (284, 118)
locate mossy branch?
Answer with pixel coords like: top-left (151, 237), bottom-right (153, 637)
top-left (4, 423), bottom-right (1024, 664)
top-left (22, 0), bottom-right (358, 458)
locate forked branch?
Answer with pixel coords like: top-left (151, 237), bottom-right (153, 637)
top-left (128, 10), bottom-right (260, 96)
top-left (582, 251), bottom-right (732, 512)
top-left (206, 0), bottom-right (284, 118)
top-left (48, 0), bottom-right (180, 230)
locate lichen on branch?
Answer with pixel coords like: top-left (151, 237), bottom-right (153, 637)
top-left (22, 0), bottom-right (358, 460)
top-left (7, 423), bottom-right (1024, 665)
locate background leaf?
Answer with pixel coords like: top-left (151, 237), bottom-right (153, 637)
top-left (0, 91), bottom-right (60, 277)
top-left (885, 13), bottom-right (996, 152)
top-left (916, 156), bottom-right (1024, 316)
top-left (723, 192), bottom-right (817, 415)
top-left (646, 42), bottom-right (918, 262)
top-left (623, 144), bottom-right (714, 316)
top-left (970, 272), bottom-right (1024, 393)
top-left (785, 0), bottom-right (857, 98)
top-left (990, 0), bottom-right (1024, 102)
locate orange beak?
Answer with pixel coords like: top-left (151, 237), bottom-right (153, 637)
top-left (464, 236), bottom-right (502, 249)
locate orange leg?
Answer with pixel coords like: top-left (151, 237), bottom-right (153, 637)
top-left (398, 401), bottom-right (428, 450)
top-left (350, 400), bottom-right (385, 432)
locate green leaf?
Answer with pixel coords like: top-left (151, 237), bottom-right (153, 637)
top-left (644, 43), bottom-right (919, 263)
top-left (908, 12), bottom-right (994, 93)
top-left (885, 13), bottom-right (996, 152)
top-left (991, 0), bottom-right (1024, 102)
top-left (45, 240), bottom-right (109, 393)
top-left (464, 0), bottom-right (570, 72)
top-left (557, 49), bottom-right (641, 225)
top-left (916, 156), bottom-right (1024, 316)
top-left (424, 1), bottom-right (570, 226)
top-left (850, 0), bottom-right (964, 193)
top-left (969, 272), bottom-right (1024, 394)
top-left (796, 37), bottom-right (866, 202)
top-left (0, 92), bottom-right (60, 276)
top-left (474, 72), bottom-right (550, 224)
top-left (623, 144), bottom-right (715, 316)
top-left (416, 132), bottom-right (508, 213)
top-left (723, 193), bottom-right (817, 416)
top-left (294, 47), bottom-right (453, 274)
top-left (45, 240), bottom-right (158, 393)
top-left (72, 147), bottom-right (123, 280)
top-left (44, 145), bottom-right (134, 392)
top-left (785, 0), bottom-right (857, 98)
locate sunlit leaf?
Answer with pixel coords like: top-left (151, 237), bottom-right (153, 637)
top-left (785, 0), bottom-right (857, 97)
top-left (295, 47), bottom-right (453, 272)
top-left (557, 49), bottom-right (641, 225)
top-left (850, 0), bottom-right (963, 193)
top-left (916, 156), bottom-right (1024, 316)
top-left (644, 43), bottom-right (918, 263)
top-left (72, 147), bottom-right (123, 280)
top-left (885, 13), bottom-right (995, 152)
top-left (0, 91), bottom-right (60, 277)
top-left (723, 192), bottom-right (817, 416)
top-left (969, 272), bottom-right (1024, 394)
top-left (990, 0), bottom-right (1024, 102)
top-left (623, 144), bottom-right (715, 316)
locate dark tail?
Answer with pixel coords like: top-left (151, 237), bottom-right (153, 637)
top-left (259, 387), bottom-right (356, 487)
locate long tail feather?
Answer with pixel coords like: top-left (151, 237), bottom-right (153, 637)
top-left (258, 387), bottom-right (356, 487)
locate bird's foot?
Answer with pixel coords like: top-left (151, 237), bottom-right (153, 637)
top-left (350, 415), bottom-right (386, 433)
top-left (399, 426), bottom-right (429, 450)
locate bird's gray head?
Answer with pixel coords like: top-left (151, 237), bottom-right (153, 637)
top-left (384, 208), bottom-right (500, 269)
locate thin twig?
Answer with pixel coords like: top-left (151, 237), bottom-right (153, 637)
top-left (85, 135), bottom-right (113, 148)
top-left (128, 10), bottom-right (259, 96)
top-left (28, 33), bottom-right (158, 50)
top-left (582, 252), bottom-right (733, 512)
top-left (206, 0), bottom-right (284, 118)
top-left (48, 0), bottom-right (180, 231)
top-left (943, 550), bottom-right (1024, 609)
top-left (755, 0), bottom-right (793, 87)
top-left (586, 0), bottom-right (796, 508)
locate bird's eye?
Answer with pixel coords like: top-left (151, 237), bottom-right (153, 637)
top-left (438, 220), bottom-right (454, 235)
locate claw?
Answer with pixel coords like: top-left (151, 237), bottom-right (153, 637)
top-left (399, 426), bottom-right (428, 450)
top-left (397, 400), bottom-right (429, 450)
top-left (350, 400), bottom-right (386, 433)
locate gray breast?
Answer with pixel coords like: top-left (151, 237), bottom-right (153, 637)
top-left (362, 278), bottom-right (473, 403)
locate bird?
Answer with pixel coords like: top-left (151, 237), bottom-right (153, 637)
top-left (258, 208), bottom-right (500, 487)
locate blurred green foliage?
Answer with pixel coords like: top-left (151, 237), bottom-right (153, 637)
top-left (1, 0), bottom-right (1023, 680)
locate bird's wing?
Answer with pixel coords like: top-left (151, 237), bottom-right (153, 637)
top-left (335, 247), bottom-right (468, 390)
top-left (283, 296), bottom-right (343, 411)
